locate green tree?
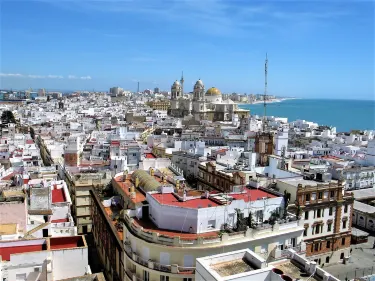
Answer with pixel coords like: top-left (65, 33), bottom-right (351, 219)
top-left (1, 110), bottom-right (16, 126)
top-left (30, 127), bottom-right (35, 140)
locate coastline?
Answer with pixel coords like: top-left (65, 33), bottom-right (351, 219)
top-left (236, 97), bottom-right (299, 105)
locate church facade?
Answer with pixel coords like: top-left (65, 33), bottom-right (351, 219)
top-left (169, 75), bottom-right (250, 122)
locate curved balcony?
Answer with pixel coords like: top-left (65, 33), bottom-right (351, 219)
top-left (124, 244), bottom-right (195, 275)
top-left (123, 210), bottom-right (304, 248)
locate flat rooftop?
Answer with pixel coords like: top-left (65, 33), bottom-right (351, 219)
top-left (272, 260), bottom-right (319, 281)
top-left (52, 187), bottom-right (66, 203)
top-left (352, 188), bottom-right (375, 200)
top-left (151, 188), bottom-right (277, 209)
top-left (0, 236), bottom-right (86, 261)
top-left (211, 258), bottom-right (255, 277)
top-left (0, 223), bottom-right (17, 235)
top-left (49, 236), bottom-right (86, 250)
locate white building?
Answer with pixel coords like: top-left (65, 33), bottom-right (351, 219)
top-left (0, 236), bottom-right (90, 281)
top-left (196, 248), bottom-right (339, 281)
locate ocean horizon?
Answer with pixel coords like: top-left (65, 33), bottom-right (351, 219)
top-left (239, 98), bottom-right (375, 132)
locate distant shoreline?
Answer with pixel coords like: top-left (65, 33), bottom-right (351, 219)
top-left (236, 97), bottom-right (299, 105)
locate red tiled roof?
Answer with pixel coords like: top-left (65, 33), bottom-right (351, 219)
top-left (145, 153), bottom-right (156, 159)
top-left (52, 187), bottom-right (66, 203)
top-left (1, 172), bottom-right (16, 181)
top-left (151, 193), bottom-right (220, 208)
top-left (51, 218), bottom-right (69, 223)
top-left (230, 188), bottom-right (277, 202)
top-left (26, 140), bottom-right (34, 144)
top-left (0, 244), bottom-right (43, 261)
top-left (50, 236), bottom-right (83, 250)
top-left (151, 188), bottom-right (277, 209)
top-left (113, 176), bottom-right (146, 204)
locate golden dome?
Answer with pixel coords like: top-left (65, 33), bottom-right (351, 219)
top-left (205, 87), bottom-right (221, 96)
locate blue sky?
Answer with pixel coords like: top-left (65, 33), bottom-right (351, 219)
top-left (0, 0), bottom-right (374, 99)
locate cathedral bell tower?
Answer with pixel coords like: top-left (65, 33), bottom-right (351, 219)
top-left (180, 71), bottom-right (184, 97)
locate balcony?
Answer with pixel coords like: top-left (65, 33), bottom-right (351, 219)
top-left (123, 211), bottom-right (304, 248)
top-left (124, 244), bottom-right (195, 275)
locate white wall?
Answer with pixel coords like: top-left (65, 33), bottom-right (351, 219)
top-left (147, 193), bottom-right (284, 234)
top-left (51, 247), bottom-right (89, 280)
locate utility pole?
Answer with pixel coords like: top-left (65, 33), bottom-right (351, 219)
top-left (263, 53), bottom-right (268, 132)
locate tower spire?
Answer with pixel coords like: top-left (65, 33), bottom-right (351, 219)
top-left (180, 71), bottom-right (184, 96)
top-left (263, 53), bottom-right (268, 132)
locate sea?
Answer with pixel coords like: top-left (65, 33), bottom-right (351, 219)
top-left (238, 99), bottom-right (375, 133)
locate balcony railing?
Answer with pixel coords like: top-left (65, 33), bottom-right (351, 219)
top-left (123, 211), bottom-right (303, 248)
top-left (124, 244), bottom-right (195, 275)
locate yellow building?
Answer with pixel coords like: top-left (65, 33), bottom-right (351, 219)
top-left (150, 100), bottom-right (170, 111)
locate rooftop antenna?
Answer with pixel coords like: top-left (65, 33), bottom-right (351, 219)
top-left (263, 53), bottom-right (268, 132)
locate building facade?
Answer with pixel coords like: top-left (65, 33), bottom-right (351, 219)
top-left (169, 77), bottom-right (249, 122)
top-left (295, 181), bottom-right (354, 265)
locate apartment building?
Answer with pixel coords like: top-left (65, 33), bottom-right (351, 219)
top-left (149, 100), bottom-right (170, 111)
top-left (276, 179), bottom-right (354, 265)
top-left (62, 166), bottom-right (112, 234)
top-left (330, 165), bottom-right (375, 190)
top-left (91, 168), bottom-right (306, 281)
top-left (197, 161), bottom-right (247, 192)
top-left (196, 248), bottom-right (339, 281)
top-left (0, 236), bottom-right (91, 281)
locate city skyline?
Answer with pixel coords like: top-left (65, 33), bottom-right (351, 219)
top-left (0, 0), bottom-right (374, 100)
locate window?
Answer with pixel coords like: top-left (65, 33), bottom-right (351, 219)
top-left (183, 279), bottom-right (193, 281)
top-left (343, 220), bottom-right (347, 229)
top-left (327, 223), bottom-right (332, 232)
top-left (342, 237), bottom-right (346, 245)
top-left (143, 271), bottom-right (149, 281)
top-left (330, 190), bottom-right (335, 198)
top-left (326, 256), bottom-right (330, 263)
top-left (329, 207), bottom-right (333, 216)
top-left (315, 225), bottom-right (320, 234)
top-left (207, 220), bottom-right (216, 229)
top-left (314, 243), bottom-right (319, 252)
top-left (344, 204), bottom-right (348, 213)
top-left (305, 193), bottom-right (310, 202)
top-left (160, 276), bottom-right (169, 281)
top-left (326, 241), bottom-right (331, 248)
top-left (317, 209), bottom-right (321, 218)
top-left (303, 228), bottom-right (308, 236)
top-left (304, 211), bottom-right (309, 220)
top-left (318, 192), bottom-right (323, 199)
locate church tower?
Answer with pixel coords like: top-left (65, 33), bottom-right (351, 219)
top-left (193, 79), bottom-right (204, 101)
top-left (180, 71), bottom-right (184, 97)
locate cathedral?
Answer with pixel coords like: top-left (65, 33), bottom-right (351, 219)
top-left (169, 75), bottom-right (250, 122)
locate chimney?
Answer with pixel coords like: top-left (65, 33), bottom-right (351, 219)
top-left (130, 185), bottom-right (136, 199)
top-left (205, 190), bottom-right (209, 199)
top-left (309, 261), bottom-right (317, 275)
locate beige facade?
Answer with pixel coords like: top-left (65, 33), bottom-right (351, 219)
top-left (64, 168), bottom-right (111, 234)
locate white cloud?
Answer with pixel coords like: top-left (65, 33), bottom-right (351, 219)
top-left (47, 74), bottom-right (64, 79)
top-left (1, 73), bottom-right (91, 80)
top-left (0, 73), bottom-right (23, 77)
top-left (28, 75), bottom-right (45, 79)
top-left (80, 76), bottom-right (92, 80)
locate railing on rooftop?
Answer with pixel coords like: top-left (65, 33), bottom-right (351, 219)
top-left (124, 243), bottom-right (195, 275)
top-left (123, 211), bottom-right (303, 248)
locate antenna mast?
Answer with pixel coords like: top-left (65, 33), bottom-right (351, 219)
top-left (263, 53), bottom-right (268, 132)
